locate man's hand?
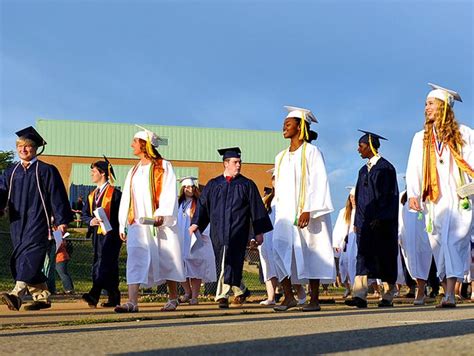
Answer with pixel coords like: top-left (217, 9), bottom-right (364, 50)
top-left (120, 233), bottom-right (127, 242)
top-left (254, 233), bottom-right (264, 246)
top-left (298, 212), bottom-right (310, 229)
top-left (57, 224), bottom-right (68, 234)
top-left (90, 217), bottom-right (102, 227)
top-left (188, 224), bottom-right (199, 237)
top-left (154, 216), bottom-right (164, 227)
top-left (409, 197), bottom-right (421, 211)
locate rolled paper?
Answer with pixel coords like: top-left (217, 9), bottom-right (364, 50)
top-left (139, 217), bottom-right (156, 225)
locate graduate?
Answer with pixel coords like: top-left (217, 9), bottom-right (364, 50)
top-left (0, 127), bottom-right (73, 311)
top-left (117, 126), bottom-right (185, 313)
top-left (398, 190), bottom-right (432, 305)
top-left (332, 187), bottom-right (357, 298)
top-left (189, 147), bottom-right (273, 309)
top-left (272, 106), bottom-right (336, 312)
top-left (81, 157), bottom-right (123, 308)
top-left (345, 130), bottom-right (399, 308)
top-left (257, 170), bottom-right (279, 306)
top-left (177, 176), bottom-right (216, 305)
top-left (406, 83), bottom-right (474, 308)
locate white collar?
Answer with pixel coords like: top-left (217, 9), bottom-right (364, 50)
top-left (98, 181), bottom-right (109, 192)
top-left (21, 157), bottom-right (37, 167)
top-left (367, 155), bottom-right (381, 169)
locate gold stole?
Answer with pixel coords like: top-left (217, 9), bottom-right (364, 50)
top-left (88, 185), bottom-right (114, 235)
top-left (127, 160), bottom-right (164, 225)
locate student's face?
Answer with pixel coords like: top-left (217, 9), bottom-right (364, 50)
top-left (224, 158), bottom-right (241, 176)
top-left (90, 167), bottom-right (105, 184)
top-left (183, 185), bottom-right (194, 198)
top-left (425, 97), bottom-right (439, 122)
top-left (358, 142), bottom-right (372, 159)
top-left (16, 142), bottom-right (37, 162)
top-left (283, 118), bottom-right (300, 139)
top-left (131, 138), bottom-right (142, 156)
top-left (350, 194), bottom-right (356, 207)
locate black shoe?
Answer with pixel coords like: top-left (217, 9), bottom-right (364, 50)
top-left (24, 301), bottom-right (51, 311)
top-left (275, 293), bottom-right (283, 303)
top-left (101, 301), bottom-right (118, 308)
top-left (217, 298), bottom-right (229, 309)
top-left (82, 293), bottom-right (98, 308)
top-left (378, 299), bottom-right (393, 307)
top-left (429, 291), bottom-right (438, 298)
top-left (344, 297), bottom-right (368, 308)
top-left (1, 293), bottom-right (22, 311)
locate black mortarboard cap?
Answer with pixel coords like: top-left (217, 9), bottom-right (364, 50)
top-left (91, 155), bottom-right (116, 181)
top-left (217, 147), bottom-right (241, 160)
top-left (15, 126), bottom-right (47, 147)
top-left (358, 129), bottom-right (387, 149)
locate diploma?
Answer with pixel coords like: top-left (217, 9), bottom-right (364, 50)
top-left (456, 182), bottom-right (474, 198)
top-left (93, 207), bottom-right (113, 233)
top-left (138, 217), bottom-right (156, 225)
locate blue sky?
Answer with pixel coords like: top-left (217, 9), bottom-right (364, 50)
top-left (1, 0), bottom-right (472, 212)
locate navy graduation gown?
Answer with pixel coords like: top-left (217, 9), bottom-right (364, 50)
top-left (0, 161), bottom-right (73, 284)
top-left (192, 174), bottom-right (273, 287)
top-left (82, 186), bottom-right (122, 290)
top-left (354, 157), bottom-right (399, 284)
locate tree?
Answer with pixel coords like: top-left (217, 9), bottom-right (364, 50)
top-left (0, 150), bottom-right (15, 172)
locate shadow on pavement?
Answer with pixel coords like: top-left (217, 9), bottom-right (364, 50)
top-left (116, 318), bottom-right (474, 355)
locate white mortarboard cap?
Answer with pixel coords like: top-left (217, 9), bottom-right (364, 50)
top-left (427, 83), bottom-right (462, 107)
top-left (134, 125), bottom-right (160, 147)
top-left (345, 185), bottom-right (356, 196)
top-left (284, 105), bottom-right (318, 124)
top-left (178, 176), bottom-right (198, 187)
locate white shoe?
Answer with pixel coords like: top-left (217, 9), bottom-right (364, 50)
top-left (259, 299), bottom-right (276, 306)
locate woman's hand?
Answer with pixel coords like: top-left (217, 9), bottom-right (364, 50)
top-left (409, 197), bottom-right (421, 211)
top-left (120, 233), bottom-right (127, 242)
top-left (154, 216), bottom-right (164, 227)
top-left (188, 224), bottom-right (199, 237)
top-left (298, 212), bottom-right (310, 229)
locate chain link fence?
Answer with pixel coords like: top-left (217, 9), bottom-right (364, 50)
top-left (0, 230), bottom-right (266, 296)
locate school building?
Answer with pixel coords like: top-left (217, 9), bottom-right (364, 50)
top-left (36, 119), bottom-right (287, 201)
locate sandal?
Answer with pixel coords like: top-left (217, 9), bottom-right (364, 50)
top-left (179, 294), bottom-right (191, 304)
top-left (161, 299), bottom-right (179, 311)
top-left (114, 302), bottom-right (139, 313)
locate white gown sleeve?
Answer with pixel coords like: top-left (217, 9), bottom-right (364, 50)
top-left (118, 167), bottom-right (133, 234)
top-left (406, 131), bottom-right (424, 200)
top-left (304, 145), bottom-right (334, 219)
top-left (332, 209), bottom-right (349, 249)
top-left (153, 160), bottom-right (178, 227)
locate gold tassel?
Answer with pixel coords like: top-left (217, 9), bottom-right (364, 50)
top-left (298, 116), bottom-right (309, 141)
top-left (369, 135), bottom-right (378, 156)
top-left (146, 138), bottom-right (157, 158)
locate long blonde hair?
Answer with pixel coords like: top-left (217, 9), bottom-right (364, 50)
top-left (423, 98), bottom-right (464, 153)
top-left (343, 195), bottom-right (353, 224)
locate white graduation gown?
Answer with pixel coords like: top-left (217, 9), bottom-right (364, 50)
top-left (332, 208), bottom-right (357, 285)
top-left (177, 200), bottom-right (216, 282)
top-left (406, 125), bottom-right (474, 280)
top-left (273, 143), bottom-right (336, 282)
top-left (258, 202), bottom-right (277, 281)
top-left (398, 192), bottom-right (432, 280)
top-left (119, 160), bottom-right (185, 286)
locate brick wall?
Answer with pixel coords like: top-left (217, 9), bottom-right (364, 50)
top-left (40, 155), bottom-right (274, 195)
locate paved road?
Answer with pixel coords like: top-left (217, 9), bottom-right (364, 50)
top-left (1, 300), bottom-right (473, 355)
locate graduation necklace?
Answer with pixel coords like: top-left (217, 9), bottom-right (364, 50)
top-left (277, 142), bottom-right (307, 225)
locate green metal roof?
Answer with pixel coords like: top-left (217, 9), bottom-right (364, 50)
top-left (37, 119), bottom-right (287, 164)
top-left (70, 163), bottom-right (199, 191)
